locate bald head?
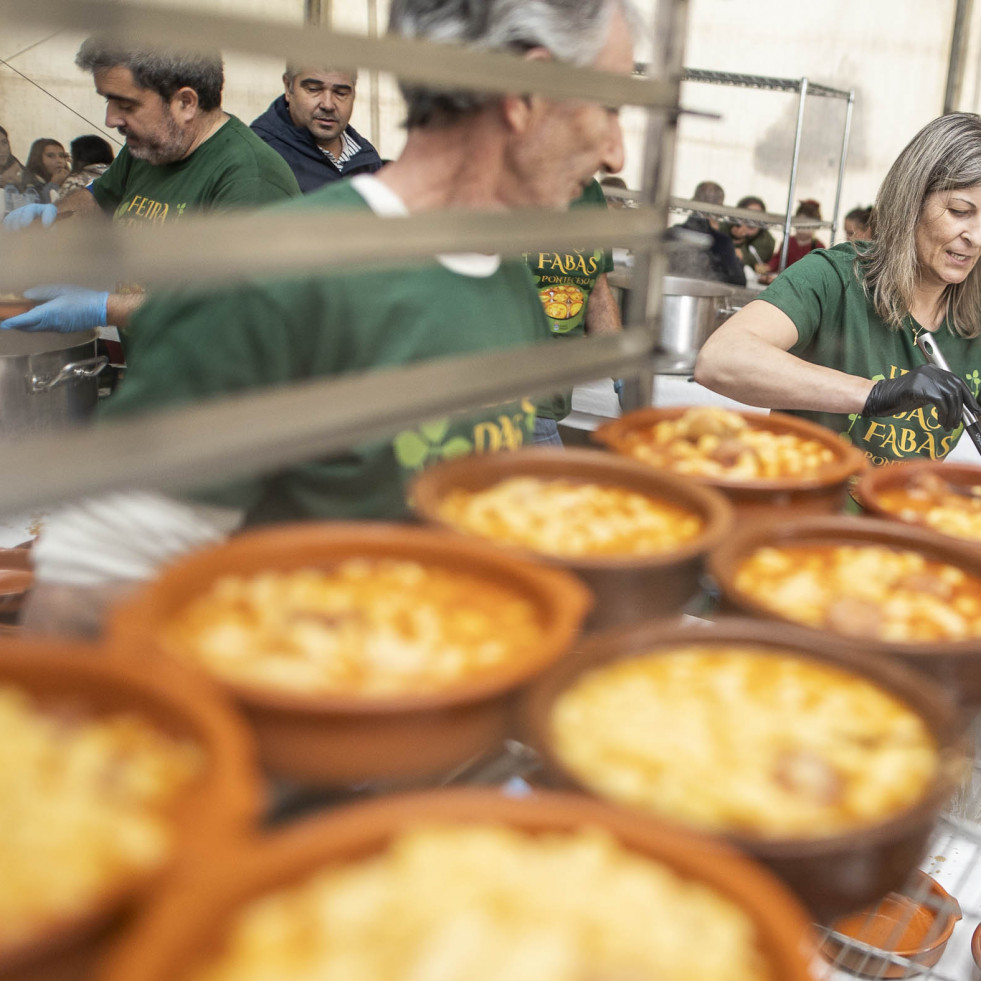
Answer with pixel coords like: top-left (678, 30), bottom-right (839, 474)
top-left (693, 181), bottom-right (724, 206)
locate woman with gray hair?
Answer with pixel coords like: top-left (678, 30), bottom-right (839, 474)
top-left (695, 112), bottom-right (981, 466)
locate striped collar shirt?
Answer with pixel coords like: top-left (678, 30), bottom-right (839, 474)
top-left (320, 129), bottom-right (361, 171)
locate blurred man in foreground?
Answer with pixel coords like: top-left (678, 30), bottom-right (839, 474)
top-left (27, 0), bottom-right (636, 636)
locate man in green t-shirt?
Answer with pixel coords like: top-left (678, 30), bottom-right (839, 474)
top-left (24, 0), bottom-right (637, 636)
top-left (1, 36), bottom-right (299, 333)
top-left (524, 177), bottom-right (621, 444)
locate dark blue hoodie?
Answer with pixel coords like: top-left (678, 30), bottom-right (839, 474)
top-left (250, 95), bottom-right (382, 193)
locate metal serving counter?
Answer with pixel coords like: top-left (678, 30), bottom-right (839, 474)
top-left (606, 269), bottom-right (765, 375)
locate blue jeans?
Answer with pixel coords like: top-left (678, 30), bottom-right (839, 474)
top-left (531, 416), bottom-right (564, 447)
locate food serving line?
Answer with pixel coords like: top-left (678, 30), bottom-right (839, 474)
top-left (6, 402), bottom-right (981, 979)
top-left (5, 1), bottom-right (981, 979)
top-left (561, 277), bottom-right (981, 978)
top-left (6, 342), bottom-right (981, 978)
top-left (574, 371), bottom-right (981, 978)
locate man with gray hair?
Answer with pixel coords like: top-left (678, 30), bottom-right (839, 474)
top-left (389, 0), bottom-right (632, 208)
top-left (1, 37), bottom-right (299, 333)
top-left (25, 0), bottom-right (635, 635)
top-left (251, 66), bottom-right (382, 192)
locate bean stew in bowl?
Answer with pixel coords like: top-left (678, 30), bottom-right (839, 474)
top-left (592, 406), bottom-right (866, 520)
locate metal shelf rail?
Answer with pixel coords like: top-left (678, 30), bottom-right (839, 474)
top-left (667, 196), bottom-right (829, 231)
top-left (679, 66), bottom-right (855, 268)
top-left (0, 0), bottom-right (690, 511)
top-left (602, 187), bottom-right (831, 232)
top-left (682, 66), bottom-right (852, 99)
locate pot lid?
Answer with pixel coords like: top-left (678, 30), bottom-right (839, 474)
top-left (0, 329), bottom-right (97, 357)
top-left (662, 276), bottom-right (734, 298)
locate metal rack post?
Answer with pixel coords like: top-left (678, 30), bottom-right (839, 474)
top-left (677, 69), bottom-right (854, 266)
top-left (829, 91), bottom-right (855, 245)
top-left (620, 0), bottom-right (691, 413)
top-left (780, 75), bottom-right (809, 271)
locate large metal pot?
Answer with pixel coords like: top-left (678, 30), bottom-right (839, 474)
top-left (0, 329), bottom-right (106, 441)
top-left (658, 276), bottom-right (738, 372)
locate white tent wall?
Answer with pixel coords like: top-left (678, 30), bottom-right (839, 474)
top-left (0, 0), bottom-right (971, 232)
top-left (0, 0), bottom-right (336, 167)
top-left (667, 0), bottom-right (959, 236)
top-left (953, 0), bottom-right (981, 131)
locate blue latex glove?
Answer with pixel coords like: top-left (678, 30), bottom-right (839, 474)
top-left (2, 203), bottom-right (58, 230)
top-left (1, 285), bottom-right (109, 333)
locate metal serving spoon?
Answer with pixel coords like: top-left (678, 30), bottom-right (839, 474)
top-left (915, 331), bottom-right (981, 458)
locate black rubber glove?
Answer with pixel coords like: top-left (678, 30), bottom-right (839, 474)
top-left (863, 364), bottom-right (981, 430)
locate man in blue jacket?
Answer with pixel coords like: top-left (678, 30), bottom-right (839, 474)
top-left (251, 65), bottom-right (383, 192)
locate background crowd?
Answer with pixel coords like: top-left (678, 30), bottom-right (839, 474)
top-left (665, 180), bottom-right (875, 288)
top-left (0, 127), bottom-right (115, 214)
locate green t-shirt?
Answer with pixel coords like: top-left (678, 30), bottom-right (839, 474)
top-left (90, 115), bottom-right (299, 224)
top-left (101, 180), bottom-right (550, 523)
top-left (759, 243), bottom-right (981, 464)
top-left (523, 179), bottom-right (615, 420)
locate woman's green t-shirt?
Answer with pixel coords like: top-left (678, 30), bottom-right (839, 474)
top-left (758, 243), bottom-right (981, 465)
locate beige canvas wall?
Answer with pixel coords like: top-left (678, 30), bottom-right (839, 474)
top-left (0, 0), bottom-right (405, 171)
top-left (0, 0), bottom-right (969, 234)
top-left (668, 0), bottom-right (958, 238)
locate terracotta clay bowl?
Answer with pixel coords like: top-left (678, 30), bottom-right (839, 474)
top-left (519, 618), bottom-right (966, 922)
top-left (0, 637), bottom-right (261, 981)
top-left (409, 446), bottom-right (733, 630)
top-left (110, 522), bottom-right (592, 787)
top-left (592, 406), bottom-right (866, 521)
top-left (855, 458), bottom-right (981, 546)
top-left (99, 788), bottom-right (819, 981)
top-left (821, 869), bottom-right (961, 977)
top-left (707, 513), bottom-right (981, 707)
